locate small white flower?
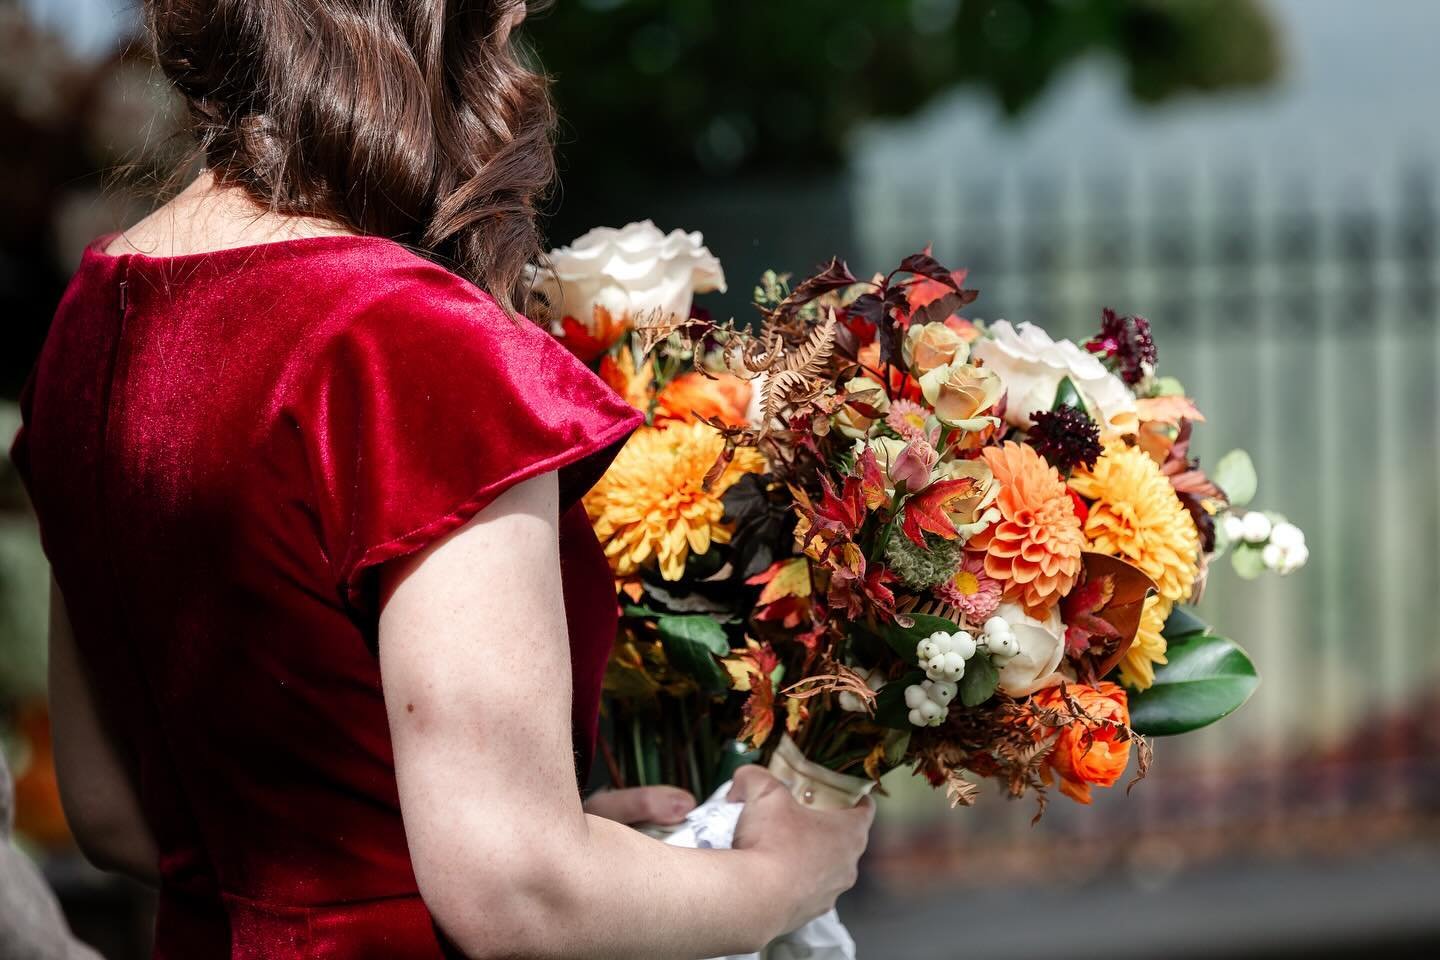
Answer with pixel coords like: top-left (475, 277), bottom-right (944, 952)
top-left (1269, 521), bottom-right (1306, 551)
top-left (1240, 511), bottom-right (1273, 544)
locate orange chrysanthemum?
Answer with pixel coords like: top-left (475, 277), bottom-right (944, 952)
top-left (584, 421), bottom-right (764, 581)
top-left (1069, 440), bottom-right (1200, 604)
top-left (969, 442), bottom-right (1084, 616)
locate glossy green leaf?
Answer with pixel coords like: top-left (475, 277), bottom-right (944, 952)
top-left (1128, 632), bottom-right (1260, 736)
top-left (1160, 604), bottom-right (1210, 641)
top-left (1213, 449), bottom-right (1258, 506)
top-left (1051, 375), bottom-right (1085, 412)
top-left (880, 613), bottom-right (959, 665)
top-left (958, 653), bottom-right (999, 707)
top-left (656, 615), bottom-right (731, 693)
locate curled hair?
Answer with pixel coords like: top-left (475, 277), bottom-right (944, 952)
top-left (144, 0), bottom-right (555, 314)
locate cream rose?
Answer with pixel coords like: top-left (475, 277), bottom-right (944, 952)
top-left (992, 602), bottom-right (1067, 697)
top-left (834, 376), bottom-right (890, 439)
top-left (918, 362), bottom-right (1003, 432)
top-left (971, 320), bottom-right (1135, 430)
top-left (530, 220), bottom-right (726, 332)
top-left (903, 321), bottom-right (969, 377)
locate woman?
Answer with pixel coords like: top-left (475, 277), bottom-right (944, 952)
top-left (10, 1), bottom-right (872, 957)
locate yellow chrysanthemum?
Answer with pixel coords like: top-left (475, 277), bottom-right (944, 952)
top-left (1119, 594), bottom-right (1170, 690)
top-left (1069, 440), bottom-right (1200, 603)
top-left (585, 420), bottom-right (764, 581)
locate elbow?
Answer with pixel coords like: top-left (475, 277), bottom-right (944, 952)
top-left (416, 841), bottom-right (588, 960)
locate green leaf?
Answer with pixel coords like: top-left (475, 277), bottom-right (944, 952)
top-left (873, 671), bottom-right (925, 729)
top-left (1213, 449), bottom-right (1258, 507)
top-left (656, 615), bottom-right (731, 693)
top-left (1161, 605), bottom-right (1210, 641)
top-left (1230, 543), bottom-right (1266, 580)
top-left (958, 653), bottom-right (999, 707)
top-left (1051, 375), bottom-right (1084, 412)
top-left (880, 613), bottom-right (959, 665)
top-left (711, 739), bottom-right (760, 785)
top-left (883, 729), bottom-right (911, 767)
top-left (1128, 632), bottom-right (1260, 736)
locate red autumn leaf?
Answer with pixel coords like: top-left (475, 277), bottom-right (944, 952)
top-left (855, 445), bottom-right (889, 510)
top-left (899, 478), bottom-right (974, 547)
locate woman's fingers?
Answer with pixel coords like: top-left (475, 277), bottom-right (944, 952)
top-left (584, 786), bottom-right (696, 825)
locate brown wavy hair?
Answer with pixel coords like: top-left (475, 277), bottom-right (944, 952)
top-left (143, 0), bottom-right (555, 314)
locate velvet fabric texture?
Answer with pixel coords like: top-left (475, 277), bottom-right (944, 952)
top-left (10, 233), bottom-right (643, 957)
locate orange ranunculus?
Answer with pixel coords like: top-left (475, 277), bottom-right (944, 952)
top-left (655, 371), bottom-right (753, 427)
top-left (1030, 682), bottom-right (1132, 804)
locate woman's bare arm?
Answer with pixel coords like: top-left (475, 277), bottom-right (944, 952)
top-left (47, 576), bottom-right (159, 884)
top-left (379, 472), bottom-right (871, 960)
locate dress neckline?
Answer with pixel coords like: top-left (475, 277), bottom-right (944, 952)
top-left (83, 230), bottom-right (406, 265)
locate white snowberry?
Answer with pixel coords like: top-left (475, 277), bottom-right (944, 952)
top-left (1269, 521), bottom-right (1305, 551)
top-left (987, 632), bottom-right (1020, 660)
top-left (916, 638), bottom-right (942, 662)
top-left (1261, 543), bottom-right (1285, 571)
top-left (950, 630), bottom-right (977, 660)
top-left (925, 679), bottom-right (957, 707)
top-left (918, 699), bottom-right (946, 722)
top-left (1240, 511), bottom-right (1272, 544)
top-left (904, 684), bottom-right (929, 710)
top-left (982, 616), bottom-right (1012, 639)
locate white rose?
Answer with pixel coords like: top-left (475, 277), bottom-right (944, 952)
top-left (991, 602), bottom-right (1067, 697)
top-left (970, 320), bottom-right (1136, 430)
top-left (530, 220), bottom-right (726, 332)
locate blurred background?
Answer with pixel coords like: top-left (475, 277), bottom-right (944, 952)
top-left (2, 0), bottom-right (1437, 957)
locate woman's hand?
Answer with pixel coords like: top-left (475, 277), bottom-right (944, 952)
top-left (583, 786), bottom-right (695, 827)
top-left (727, 765), bottom-right (875, 934)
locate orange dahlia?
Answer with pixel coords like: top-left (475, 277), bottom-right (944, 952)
top-left (655, 371), bottom-right (753, 427)
top-left (969, 442), bottom-right (1084, 616)
top-left (1069, 439), bottom-right (1200, 603)
top-left (584, 420), bottom-right (764, 581)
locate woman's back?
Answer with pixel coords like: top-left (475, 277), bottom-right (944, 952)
top-left (12, 231), bottom-right (641, 956)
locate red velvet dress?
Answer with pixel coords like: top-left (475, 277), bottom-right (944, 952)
top-left (9, 233), bottom-right (643, 958)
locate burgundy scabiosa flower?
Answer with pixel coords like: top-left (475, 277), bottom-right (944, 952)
top-left (1086, 308), bottom-right (1157, 385)
top-left (1028, 407), bottom-right (1102, 473)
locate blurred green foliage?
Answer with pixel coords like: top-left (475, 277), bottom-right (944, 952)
top-left (530, 0), bottom-right (1282, 182)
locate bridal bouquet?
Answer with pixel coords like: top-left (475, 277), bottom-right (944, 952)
top-left (533, 222), bottom-right (1306, 956)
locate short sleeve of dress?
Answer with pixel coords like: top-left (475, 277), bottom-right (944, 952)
top-left (295, 269), bottom-right (642, 619)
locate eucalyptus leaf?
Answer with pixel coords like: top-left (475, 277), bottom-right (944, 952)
top-left (880, 613), bottom-right (960, 665)
top-left (1230, 543), bottom-right (1266, 580)
top-left (656, 615), bottom-right (731, 693)
top-left (958, 654), bottom-right (999, 707)
top-left (1128, 632), bottom-right (1260, 736)
top-left (1150, 375), bottom-right (1187, 397)
top-left (1213, 449), bottom-right (1258, 507)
